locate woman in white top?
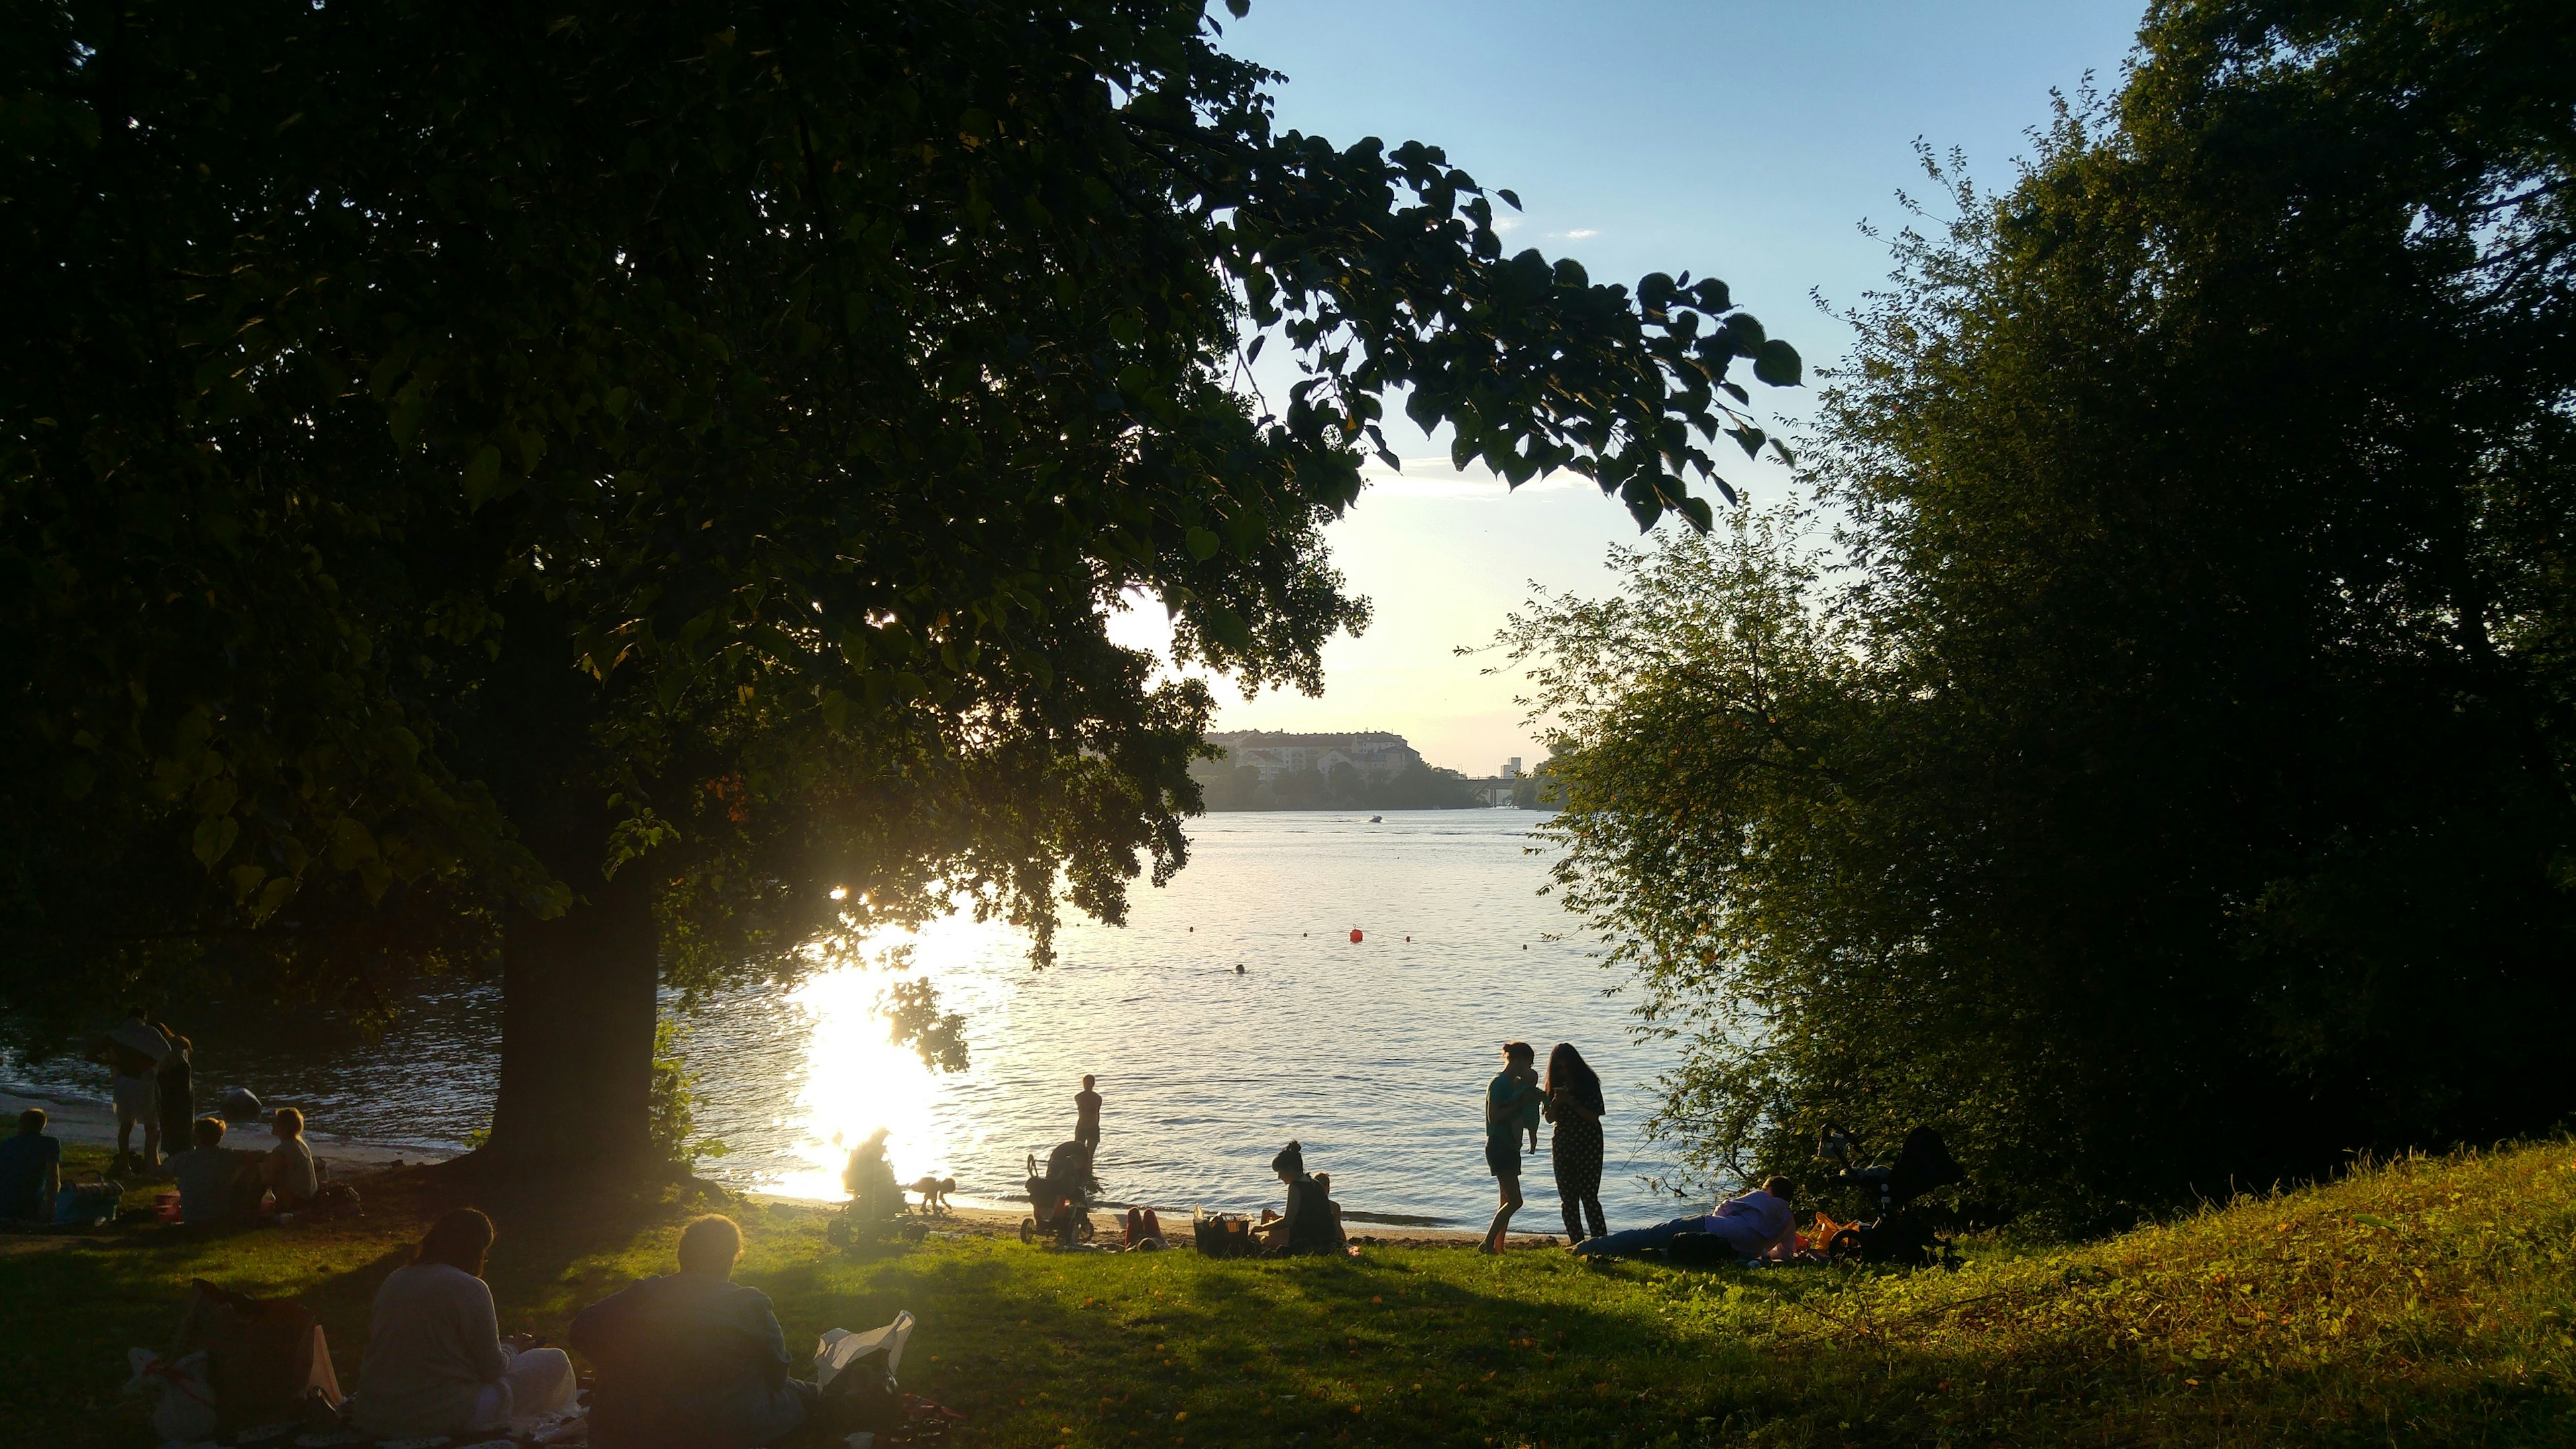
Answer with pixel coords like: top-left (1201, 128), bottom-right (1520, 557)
top-left (353, 1208), bottom-right (577, 1437)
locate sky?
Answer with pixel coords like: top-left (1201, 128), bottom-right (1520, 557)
top-left (1112, 1), bottom-right (2149, 776)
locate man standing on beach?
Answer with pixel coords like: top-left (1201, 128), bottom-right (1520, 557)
top-left (99, 1008), bottom-right (168, 1173)
top-left (1073, 1075), bottom-right (1102, 1151)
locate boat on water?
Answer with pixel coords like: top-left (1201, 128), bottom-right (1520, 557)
top-left (1367, 814), bottom-right (1383, 823)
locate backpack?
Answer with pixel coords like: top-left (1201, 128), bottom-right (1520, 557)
top-left (168, 1279), bottom-right (339, 1431)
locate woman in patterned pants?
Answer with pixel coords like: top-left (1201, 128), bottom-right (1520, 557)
top-left (1543, 1042), bottom-right (1608, 1243)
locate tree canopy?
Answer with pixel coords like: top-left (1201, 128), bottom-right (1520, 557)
top-left (1, 0), bottom-right (1799, 1167)
top-left (1509, 0), bottom-right (2576, 1229)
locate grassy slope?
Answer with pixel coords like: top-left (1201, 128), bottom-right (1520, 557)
top-left (13, 1140), bottom-right (2575, 1448)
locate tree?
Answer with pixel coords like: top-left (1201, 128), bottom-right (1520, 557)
top-left (2, 0), bottom-right (1801, 1173)
top-left (1509, 0), bottom-right (2576, 1228)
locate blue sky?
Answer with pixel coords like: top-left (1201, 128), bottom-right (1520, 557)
top-left (1116, 1), bottom-right (2148, 774)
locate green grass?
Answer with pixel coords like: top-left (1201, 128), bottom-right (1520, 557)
top-left (13, 1140), bottom-right (2576, 1446)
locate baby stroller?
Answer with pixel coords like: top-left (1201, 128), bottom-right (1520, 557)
top-left (1816, 1124), bottom-right (1965, 1268)
top-left (1018, 1140), bottom-right (1098, 1246)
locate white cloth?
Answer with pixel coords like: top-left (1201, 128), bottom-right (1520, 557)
top-left (464, 1347), bottom-right (578, 1430)
top-left (110, 1073), bottom-right (157, 1122)
top-left (354, 1263), bottom-right (513, 1438)
top-left (1699, 1189), bottom-right (1795, 1256)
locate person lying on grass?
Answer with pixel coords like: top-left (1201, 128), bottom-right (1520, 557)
top-left (1572, 1176), bottom-right (1799, 1261)
top-left (352, 1207), bottom-right (578, 1439)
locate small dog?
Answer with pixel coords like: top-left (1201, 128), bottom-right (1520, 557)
top-left (909, 1175), bottom-right (957, 1214)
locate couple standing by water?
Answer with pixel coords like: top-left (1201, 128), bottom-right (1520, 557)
top-left (1481, 1040), bottom-right (1607, 1254)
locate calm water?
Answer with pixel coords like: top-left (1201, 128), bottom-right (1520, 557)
top-left (2, 812), bottom-right (1684, 1226)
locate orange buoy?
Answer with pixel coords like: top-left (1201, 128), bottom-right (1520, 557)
top-left (1349, 928), bottom-right (1363, 943)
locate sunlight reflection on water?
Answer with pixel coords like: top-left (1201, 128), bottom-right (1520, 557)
top-left (0, 812), bottom-right (1686, 1228)
top-left (674, 811), bottom-right (1684, 1226)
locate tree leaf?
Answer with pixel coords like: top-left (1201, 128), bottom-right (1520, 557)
top-left (1754, 337), bottom-right (1803, 387)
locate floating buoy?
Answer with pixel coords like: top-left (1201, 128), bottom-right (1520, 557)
top-left (1522, 944), bottom-right (1529, 950)
top-left (1405, 935), bottom-right (1411, 942)
top-left (1349, 928), bottom-right (1363, 944)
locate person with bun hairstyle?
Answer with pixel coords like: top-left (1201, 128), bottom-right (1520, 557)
top-left (352, 1208), bottom-right (577, 1438)
top-left (1254, 1140), bottom-right (1342, 1255)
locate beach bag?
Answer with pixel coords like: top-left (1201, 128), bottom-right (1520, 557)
top-left (1193, 1214), bottom-right (1256, 1258)
top-left (817, 1311), bottom-right (914, 1434)
top-left (53, 1175), bottom-right (122, 1228)
top-left (1665, 1232), bottom-right (1739, 1268)
top-left (168, 1279), bottom-right (339, 1430)
top-left (125, 1347), bottom-right (219, 1442)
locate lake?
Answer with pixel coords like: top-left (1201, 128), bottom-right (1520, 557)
top-left (2, 811), bottom-right (1688, 1228)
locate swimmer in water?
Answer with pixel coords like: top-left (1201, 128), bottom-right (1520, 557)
top-left (1234, 963), bottom-right (1246, 975)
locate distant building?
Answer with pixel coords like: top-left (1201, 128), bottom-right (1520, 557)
top-left (1203, 731), bottom-right (1427, 785)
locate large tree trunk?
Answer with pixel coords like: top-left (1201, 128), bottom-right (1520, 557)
top-left (479, 857), bottom-right (661, 1175)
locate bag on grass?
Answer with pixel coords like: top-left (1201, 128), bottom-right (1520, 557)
top-left (125, 1347), bottom-right (219, 1442)
top-left (168, 1279), bottom-right (341, 1431)
top-left (54, 1174), bottom-right (123, 1228)
top-left (1193, 1214), bottom-right (1255, 1258)
top-left (816, 1311), bottom-right (914, 1435)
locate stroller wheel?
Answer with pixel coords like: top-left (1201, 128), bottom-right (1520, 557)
top-left (1075, 1214), bottom-right (1096, 1244)
top-left (1826, 1227), bottom-right (1864, 1263)
top-left (1019, 1218), bottom-right (1036, 1244)
top-left (826, 1215), bottom-right (852, 1248)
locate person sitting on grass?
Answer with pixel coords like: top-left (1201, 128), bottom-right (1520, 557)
top-left (1255, 1140), bottom-right (1346, 1256)
top-left (353, 1208), bottom-right (578, 1438)
top-left (572, 1214), bottom-right (818, 1449)
top-left (160, 1116), bottom-right (264, 1224)
top-left (261, 1106), bottom-right (319, 1210)
top-left (1572, 1176), bottom-right (1799, 1261)
top-left (0, 1108), bottom-right (61, 1221)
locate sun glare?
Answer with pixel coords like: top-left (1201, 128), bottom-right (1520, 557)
top-left (769, 913), bottom-right (1010, 1205)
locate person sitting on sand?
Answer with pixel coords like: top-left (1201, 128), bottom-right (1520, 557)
top-left (0, 1108), bottom-right (61, 1220)
top-left (1572, 1177), bottom-right (1799, 1261)
top-left (353, 1208), bottom-right (578, 1439)
top-left (1255, 1140), bottom-right (1345, 1256)
top-left (160, 1116), bottom-right (265, 1224)
top-left (261, 1106), bottom-right (319, 1210)
top-left (572, 1214), bottom-right (818, 1449)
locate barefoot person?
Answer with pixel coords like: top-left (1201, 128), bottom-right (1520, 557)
top-left (1482, 1042), bottom-right (1544, 1253)
top-left (1543, 1042), bottom-right (1609, 1246)
top-left (352, 1208), bottom-right (577, 1438)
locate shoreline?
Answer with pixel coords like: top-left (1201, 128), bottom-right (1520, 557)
top-left (12, 1087), bottom-right (1539, 1247)
top-left (1, 1087), bottom-right (455, 1172)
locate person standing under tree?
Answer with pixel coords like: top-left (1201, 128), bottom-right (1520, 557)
top-left (154, 1027), bottom-right (194, 1169)
top-left (1542, 1042), bottom-right (1609, 1245)
top-left (1073, 1075), bottom-right (1102, 1150)
top-left (1482, 1041), bottom-right (1544, 1254)
top-left (98, 1008), bottom-right (167, 1173)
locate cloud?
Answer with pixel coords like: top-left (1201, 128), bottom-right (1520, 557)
top-left (1556, 227), bottom-right (1599, 240)
top-left (1491, 215), bottom-right (1522, 233)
